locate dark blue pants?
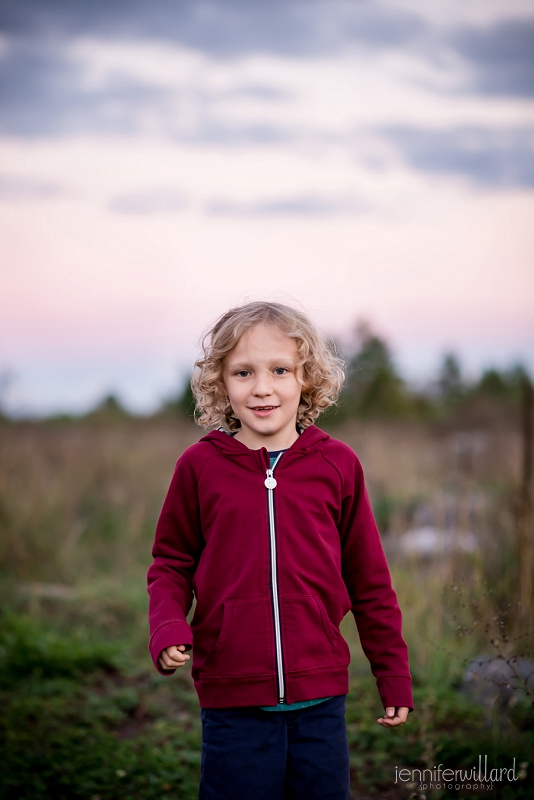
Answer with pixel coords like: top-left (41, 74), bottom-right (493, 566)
top-left (198, 695), bottom-right (350, 800)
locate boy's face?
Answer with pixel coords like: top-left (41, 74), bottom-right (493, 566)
top-left (222, 323), bottom-right (303, 450)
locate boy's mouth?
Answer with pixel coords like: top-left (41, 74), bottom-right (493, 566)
top-left (249, 405), bottom-right (279, 415)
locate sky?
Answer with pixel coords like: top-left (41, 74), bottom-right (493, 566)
top-left (1, 0), bottom-right (533, 415)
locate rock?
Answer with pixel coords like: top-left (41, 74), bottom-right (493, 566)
top-left (397, 526), bottom-right (477, 557)
top-left (462, 655), bottom-right (534, 711)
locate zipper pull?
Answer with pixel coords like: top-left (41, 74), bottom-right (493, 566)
top-left (264, 469), bottom-right (277, 490)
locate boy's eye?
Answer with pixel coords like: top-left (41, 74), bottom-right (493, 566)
top-left (273, 368), bottom-right (288, 375)
top-left (235, 370), bottom-right (250, 378)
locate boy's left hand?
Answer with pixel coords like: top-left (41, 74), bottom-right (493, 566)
top-left (376, 706), bottom-right (409, 727)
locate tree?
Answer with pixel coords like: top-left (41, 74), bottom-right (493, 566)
top-left (343, 320), bottom-right (409, 418)
top-left (86, 393), bottom-right (130, 420)
top-left (160, 375), bottom-right (196, 420)
top-left (437, 353), bottom-right (464, 404)
top-left (477, 368), bottom-right (509, 399)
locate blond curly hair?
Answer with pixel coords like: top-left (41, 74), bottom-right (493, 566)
top-left (191, 301), bottom-right (345, 431)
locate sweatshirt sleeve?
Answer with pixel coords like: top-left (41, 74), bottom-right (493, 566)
top-left (338, 451), bottom-right (414, 712)
top-left (147, 448), bottom-right (205, 675)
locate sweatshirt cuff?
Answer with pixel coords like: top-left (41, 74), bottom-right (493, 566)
top-left (149, 621), bottom-right (193, 675)
top-left (376, 675), bottom-right (414, 712)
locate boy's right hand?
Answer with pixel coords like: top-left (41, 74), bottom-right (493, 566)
top-left (158, 645), bottom-right (191, 672)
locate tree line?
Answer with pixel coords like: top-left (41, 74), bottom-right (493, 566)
top-left (163, 319), bottom-right (531, 425)
top-left (8, 320), bottom-right (525, 423)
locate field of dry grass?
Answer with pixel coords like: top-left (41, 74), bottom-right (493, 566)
top-left (0, 414), bottom-right (529, 656)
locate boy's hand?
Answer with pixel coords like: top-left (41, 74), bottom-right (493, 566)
top-left (158, 645), bottom-right (191, 672)
top-left (376, 706), bottom-right (409, 727)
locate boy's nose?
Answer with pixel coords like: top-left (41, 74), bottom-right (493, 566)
top-left (252, 370), bottom-right (274, 396)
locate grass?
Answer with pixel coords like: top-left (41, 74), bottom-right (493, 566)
top-left (0, 621), bottom-right (201, 800)
top-left (0, 414), bottom-right (533, 798)
top-left (0, 592), bottom-right (532, 800)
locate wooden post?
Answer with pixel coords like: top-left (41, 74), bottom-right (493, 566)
top-left (518, 374), bottom-right (533, 622)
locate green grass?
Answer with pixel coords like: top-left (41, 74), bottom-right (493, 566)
top-left (0, 605), bottom-right (202, 800)
top-left (0, 590), bottom-right (532, 800)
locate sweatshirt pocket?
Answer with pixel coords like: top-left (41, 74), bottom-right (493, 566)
top-left (204, 597), bottom-right (273, 678)
top-left (281, 595), bottom-right (350, 673)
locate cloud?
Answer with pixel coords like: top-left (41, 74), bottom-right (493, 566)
top-left (381, 125), bottom-right (534, 187)
top-left (0, 36), bottom-right (299, 139)
top-left (1, 1), bottom-right (533, 199)
top-left (178, 122), bottom-right (294, 146)
top-left (1, 3), bottom-right (533, 144)
top-left (109, 189), bottom-right (188, 214)
top-left (0, 173), bottom-right (64, 200)
top-left (0, 0), bottom-right (426, 56)
top-left (206, 193), bottom-right (369, 216)
top-left (451, 18), bottom-right (534, 98)
top-left (0, 38), bottom-right (175, 136)
top-left (230, 84), bottom-right (292, 101)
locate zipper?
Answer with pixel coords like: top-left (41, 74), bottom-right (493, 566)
top-left (264, 451), bottom-right (285, 704)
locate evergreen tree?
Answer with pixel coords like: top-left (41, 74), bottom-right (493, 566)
top-left (437, 353), bottom-right (464, 404)
top-left (343, 320), bottom-right (408, 418)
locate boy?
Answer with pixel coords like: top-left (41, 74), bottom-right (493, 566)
top-left (147, 301), bottom-right (413, 800)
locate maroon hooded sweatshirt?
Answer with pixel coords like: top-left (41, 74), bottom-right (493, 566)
top-left (147, 424), bottom-right (413, 711)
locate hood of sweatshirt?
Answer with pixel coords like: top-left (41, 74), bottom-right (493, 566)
top-left (198, 423), bottom-right (330, 458)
